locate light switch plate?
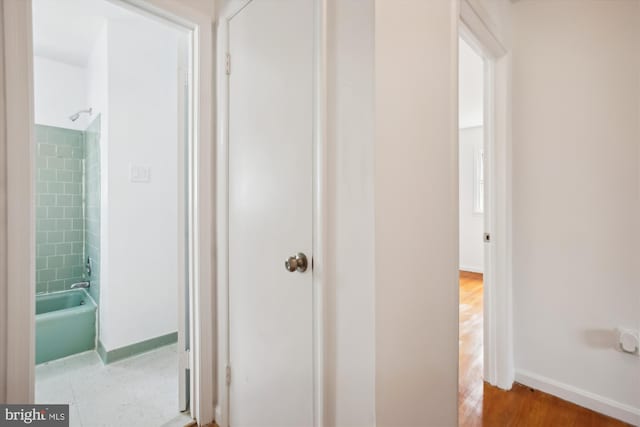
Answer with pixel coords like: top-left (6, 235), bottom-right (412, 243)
top-left (130, 164), bottom-right (151, 183)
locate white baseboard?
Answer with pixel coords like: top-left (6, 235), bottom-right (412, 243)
top-left (459, 265), bottom-right (484, 274)
top-left (516, 369), bottom-right (640, 426)
top-left (215, 405), bottom-right (222, 425)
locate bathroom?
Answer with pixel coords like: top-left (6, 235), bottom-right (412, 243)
top-left (32, 0), bottom-right (191, 425)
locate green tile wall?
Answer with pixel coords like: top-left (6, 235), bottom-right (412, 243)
top-left (85, 116), bottom-right (101, 303)
top-left (35, 125), bottom-right (85, 294)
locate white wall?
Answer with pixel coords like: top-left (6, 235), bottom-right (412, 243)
top-left (325, 0), bottom-right (375, 426)
top-left (459, 38), bottom-right (484, 129)
top-left (33, 56), bottom-right (88, 130)
top-left (459, 35), bottom-right (484, 274)
top-left (86, 24), bottom-right (108, 134)
top-left (459, 127), bottom-right (484, 273)
top-left (374, 1), bottom-right (459, 425)
top-left (182, 0), bottom-right (215, 17)
top-left (511, 0), bottom-right (640, 421)
top-left (97, 17), bottom-right (183, 351)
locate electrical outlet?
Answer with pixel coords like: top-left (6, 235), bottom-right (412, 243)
top-left (617, 328), bottom-right (639, 355)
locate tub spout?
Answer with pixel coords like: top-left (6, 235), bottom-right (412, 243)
top-left (70, 281), bottom-right (90, 289)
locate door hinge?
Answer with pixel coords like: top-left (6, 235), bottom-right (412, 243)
top-left (484, 233), bottom-right (491, 243)
top-left (225, 53), bottom-right (231, 75)
top-left (181, 349), bottom-right (191, 370)
top-left (226, 365), bottom-right (231, 386)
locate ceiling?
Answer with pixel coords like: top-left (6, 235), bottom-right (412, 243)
top-left (32, 0), bottom-right (135, 67)
top-left (35, 2), bottom-right (486, 124)
top-left (459, 38), bottom-right (484, 129)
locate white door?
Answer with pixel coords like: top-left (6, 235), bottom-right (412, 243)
top-left (228, 0), bottom-right (315, 426)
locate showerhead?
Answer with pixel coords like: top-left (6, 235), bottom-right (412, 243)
top-left (69, 108), bottom-right (92, 122)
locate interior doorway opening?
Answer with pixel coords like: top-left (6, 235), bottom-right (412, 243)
top-left (458, 35), bottom-right (487, 425)
top-left (31, 0), bottom-right (194, 425)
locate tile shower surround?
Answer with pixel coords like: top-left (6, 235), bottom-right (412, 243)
top-left (35, 120), bottom-right (100, 299)
top-left (84, 117), bottom-right (101, 303)
top-left (36, 125), bottom-right (85, 294)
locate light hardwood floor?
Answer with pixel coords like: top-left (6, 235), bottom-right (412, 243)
top-left (458, 271), bottom-right (631, 427)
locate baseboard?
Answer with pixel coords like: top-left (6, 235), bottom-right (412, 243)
top-left (459, 266), bottom-right (484, 274)
top-left (516, 369), bottom-right (640, 426)
top-left (97, 332), bottom-right (178, 364)
top-left (97, 339), bottom-right (108, 363)
top-left (215, 405), bottom-right (222, 425)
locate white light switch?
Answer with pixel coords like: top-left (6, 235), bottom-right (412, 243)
top-left (130, 164), bottom-right (151, 183)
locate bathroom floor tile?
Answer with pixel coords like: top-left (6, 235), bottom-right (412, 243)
top-left (36, 344), bottom-right (192, 427)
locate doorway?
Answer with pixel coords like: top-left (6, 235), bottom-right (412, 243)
top-left (457, 1), bottom-right (514, 420)
top-left (31, 0), bottom-right (193, 425)
top-left (458, 35), bottom-right (486, 425)
top-left (2, 0), bottom-right (214, 422)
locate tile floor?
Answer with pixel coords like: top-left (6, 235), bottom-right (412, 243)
top-left (36, 344), bottom-right (193, 427)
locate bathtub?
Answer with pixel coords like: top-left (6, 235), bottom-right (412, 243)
top-left (36, 289), bottom-right (97, 364)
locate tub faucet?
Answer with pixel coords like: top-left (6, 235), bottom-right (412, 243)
top-left (70, 281), bottom-right (90, 289)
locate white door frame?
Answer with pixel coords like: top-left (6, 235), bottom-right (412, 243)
top-left (1, 0), bottom-right (36, 405)
top-left (215, 1), bottom-right (327, 426)
top-left (459, 0), bottom-right (514, 390)
top-left (1, 0), bottom-right (217, 424)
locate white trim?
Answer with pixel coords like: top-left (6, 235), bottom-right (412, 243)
top-left (3, 0), bottom-right (215, 424)
top-left (312, 1), bottom-right (327, 426)
top-left (127, 3), bottom-right (216, 424)
top-left (491, 49), bottom-right (515, 391)
top-left (214, 4), bottom-right (233, 425)
top-left (481, 55), bottom-right (498, 387)
top-left (215, 4), bottom-right (231, 425)
top-left (459, 0), bottom-right (506, 58)
top-left (215, 1), bottom-right (326, 426)
top-left (516, 370), bottom-right (640, 426)
top-left (215, 405), bottom-right (223, 425)
top-left (2, 0), bottom-right (36, 404)
top-left (93, 3), bottom-right (217, 422)
top-left (459, 0), bottom-right (514, 391)
top-left (176, 35), bottom-right (189, 413)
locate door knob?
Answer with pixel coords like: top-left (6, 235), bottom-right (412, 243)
top-left (285, 253), bottom-right (308, 273)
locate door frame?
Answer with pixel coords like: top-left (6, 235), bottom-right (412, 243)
top-left (215, 1), bottom-right (327, 426)
top-left (459, 0), bottom-right (514, 390)
top-left (1, 0), bottom-right (216, 424)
